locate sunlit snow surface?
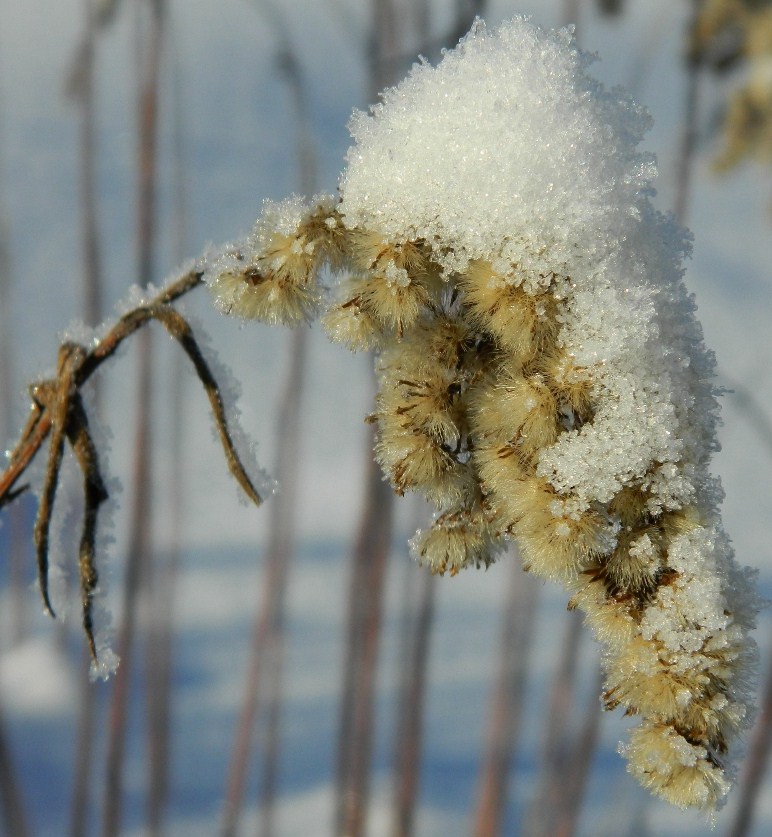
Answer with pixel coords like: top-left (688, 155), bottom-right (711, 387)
top-left (0, 0), bottom-right (771, 835)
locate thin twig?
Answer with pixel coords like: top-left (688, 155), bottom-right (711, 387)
top-left (66, 390), bottom-right (109, 660)
top-left (0, 265), bottom-right (260, 665)
top-left (0, 269), bottom-right (202, 507)
top-left (32, 343), bottom-right (88, 617)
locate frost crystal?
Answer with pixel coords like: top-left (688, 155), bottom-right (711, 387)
top-left (208, 15), bottom-right (759, 811)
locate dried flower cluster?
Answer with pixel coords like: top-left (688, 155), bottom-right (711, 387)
top-left (691, 0), bottom-right (772, 170)
top-left (204, 17), bottom-right (759, 810)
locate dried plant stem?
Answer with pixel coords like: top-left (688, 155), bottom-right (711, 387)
top-left (0, 700), bottom-right (31, 837)
top-left (101, 330), bottom-right (155, 837)
top-left (257, 328), bottom-right (307, 837)
top-left (220, 326), bottom-right (308, 837)
top-left (727, 640), bottom-right (772, 837)
top-left (32, 343), bottom-right (90, 617)
top-left (675, 0), bottom-right (702, 225)
top-left (723, 381), bottom-right (772, 837)
top-left (219, 5), bottom-right (317, 832)
top-left (391, 557), bottom-right (436, 837)
top-left (525, 610), bottom-right (583, 837)
top-left (69, 650), bottom-right (99, 837)
top-left (145, 26), bottom-right (189, 832)
top-left (0, 270), bottom-right (253, 515)
top-left (562, 0), bottom-right (580, 28)
top-left (0, 269), bottom-right (201, 505)
top-left (473, 560), bottom-right (539, 837)
top-left (0, 266), bottom-right (257, 665)
top-left (552, 666), bottom-right (603, 837)
top-left (68, 1), bottom-right (106, 831)
top-left (335, 450), bottom-right (395, 837)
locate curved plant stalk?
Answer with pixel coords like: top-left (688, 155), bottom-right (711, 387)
top-left (0, 267), bottom-right (261, 666)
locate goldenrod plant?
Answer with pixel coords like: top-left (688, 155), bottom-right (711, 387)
top-left (690, 0), bottom-right (772, 170)
top-left (0, 15), bottom-right (759, 813)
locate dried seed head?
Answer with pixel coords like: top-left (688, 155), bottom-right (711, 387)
top-left (411, 503), bottom-right (501, 575)
top-left (458, 260), bottom-right (539, 363)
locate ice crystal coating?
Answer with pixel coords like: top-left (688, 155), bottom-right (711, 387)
top-left (207, 15), bottom-right (759, 811)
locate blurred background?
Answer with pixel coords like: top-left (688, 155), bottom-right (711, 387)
top-left (0, 0), bottom-right (771, 835)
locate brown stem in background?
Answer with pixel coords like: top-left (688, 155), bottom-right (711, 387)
top-left (215, 4), bottom-right (318, 835)
top-left (334, 6), bottom-right (402, 835)
top-left (335, 453), bottom-right (395, 837)
top-left (552, 666), bottom-right (603, 837)
top-left (0, 12), bottom-right (29, 651)
top-left (727, 640), bottom-right (772, 837)
top-left (391, 556), bottom-right (436, 837)
top-left (101, 328), bottom-right (154, 837)
top-left (0, 700), bottom-right (31, 837)
top-left (67, 1), bottom-right (107, 830)
top-left (102, 1), bottom-right (165, 835)
top-left (562, 0), bottom-right (581, 28)
top-left (675, 0), bottom-right (702, 225)
top-left (255, 333), bottom-right (306, 837)
top-left (524, 609), bottom-right (583, 837)
top-left (333, 4), bottom-right (401, 835)
top-left (257, 7), bottom-right (317, 833)
top-left (724, 382), bottom-right (772, 836)
top-left (472, 561), bottom-right (539, 837)
top-left (145, 17), bottom-right (188, 833)
top-left (220, 332), bottom-right (307, 837)
top-left (69, 651), bottom-right (99, 837)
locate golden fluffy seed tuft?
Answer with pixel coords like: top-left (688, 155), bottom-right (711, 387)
top-left (209, 266), bottom-right (320, 325)
top-left (374, 425), bottom-right (474, 506)
top-left (299, 203), bottom-right (351, 270)
top-left (568, 580), bottom-right (637, 649)
top-left (599, 527), bottom-right (665, 602)
top-left (457, 260), bottom-right (539, 363)
top-left (322, 297), bottom-right (383, 352)
top-left (259, 230), bottom-right (319, 285)
top-left (468, 370), bottom-right (559, 461)
top-left (412, 505), bottom-right (500, 575)
top-left (378, 376), bottom-right (462, 446)
top-left (608, 484), bottom-right (652, 530)
top-left (623, 722), bottom-right (730, 810)
top-left (533, 347), bottom-right (595, 421)
top-left (497, 478), bottom-right (614, 580)
top-left (473, 438), bottom-right (529, 502)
